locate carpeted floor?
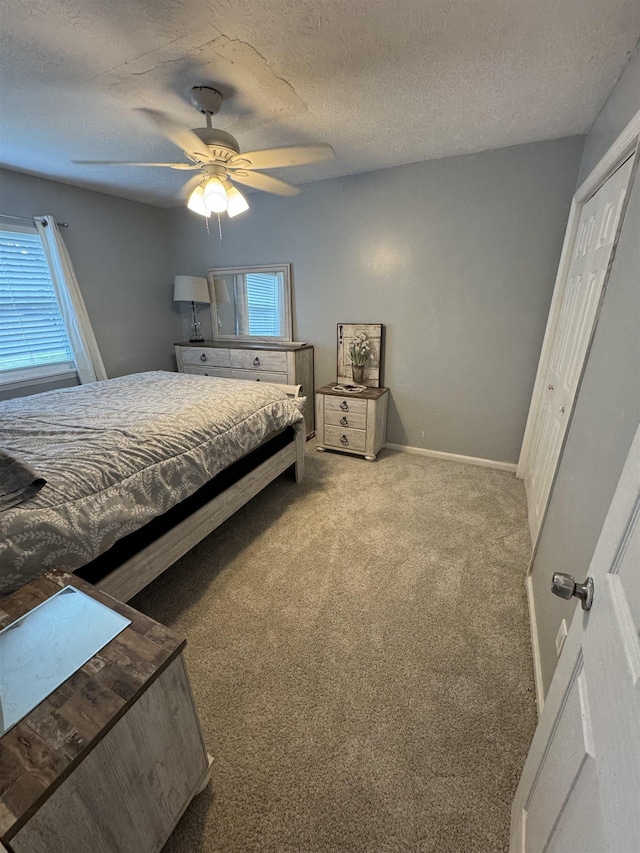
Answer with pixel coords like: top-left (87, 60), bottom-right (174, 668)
top-left (131, 443), bottom-right (537, 853)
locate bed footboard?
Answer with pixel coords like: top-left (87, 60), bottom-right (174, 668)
top-left (97, 421), bottom-right (306, 602)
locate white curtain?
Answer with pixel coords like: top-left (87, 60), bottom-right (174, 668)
top-left (35, 216), bottom-right (107, 383)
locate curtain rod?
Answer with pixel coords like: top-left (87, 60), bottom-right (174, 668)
top-left (0, 212), bottom-right (69, 227)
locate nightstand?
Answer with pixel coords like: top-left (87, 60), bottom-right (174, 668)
top-left (315, 385), bottom-right (389, 461)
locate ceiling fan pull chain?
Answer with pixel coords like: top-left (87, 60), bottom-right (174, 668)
top-left (217, 212), bottom-right (223, 242)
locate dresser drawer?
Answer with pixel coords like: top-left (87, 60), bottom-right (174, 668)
top-left (231, 369), bottom-right (288, 384)
top-left (324, 395), bottom-right (367, 416)
top-left (183, 366), bottom-right (232, 378)
top-left (180, 347), bottom-right (230, 368)
top-left (323, 425), bottom-right (367, 453)
top-left (230, 349), bottom-right (288, 372)
top-left (324, 409), bottom-right (367, 430)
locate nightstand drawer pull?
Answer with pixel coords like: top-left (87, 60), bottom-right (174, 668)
top-left (200, 353), bottom-right (206, 362)
top-left (253, 357), bottom-right (260, 366)
top-left (340, 401), bottom-right (349, 411)
top-left (340, 416), bottom-right (349, 426)
top-left (340, 434), bottom-right (349, 445)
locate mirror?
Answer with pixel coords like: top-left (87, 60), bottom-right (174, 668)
top-left (207, 264), bottom-right (293, 342)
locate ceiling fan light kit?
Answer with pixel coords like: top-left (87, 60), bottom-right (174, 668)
top-left (225, 185), bottom-right (250, 218)
top-left (186, 184), bottom-right (209, 216)
top-left (202, 176), bottom-right (228, 213)
top-left (72, 86), bottom-right (335, 221)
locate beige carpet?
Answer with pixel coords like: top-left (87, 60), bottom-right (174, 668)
top-left (131, 443), bottom-right (537, 853)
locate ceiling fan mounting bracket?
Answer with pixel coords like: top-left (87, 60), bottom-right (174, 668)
top-left (192, 127), bottom-right (240, 158)
top-left (190, 86), bottom-right (223, 116)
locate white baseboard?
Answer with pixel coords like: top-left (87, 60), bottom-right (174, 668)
top-left (526, 574), bottom-right (545, 715)
top-left (385, 443), bottom-right (517, 473)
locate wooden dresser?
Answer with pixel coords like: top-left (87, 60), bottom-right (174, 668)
top-left (0, 571), bottom-right (211, 853)
top-left (315, 385), bottom-right (389, 461)
top-left (175, 340), bottom-right (315, 436)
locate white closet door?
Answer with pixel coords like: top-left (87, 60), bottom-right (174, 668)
top-left (511, 424), bottom-right (640, 852)
top-left (524, 156), bottom-right (634, 542)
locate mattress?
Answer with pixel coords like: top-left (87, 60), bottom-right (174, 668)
top-left (0, 371), bottom-right (304, 593)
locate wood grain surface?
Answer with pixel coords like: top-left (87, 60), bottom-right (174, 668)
top-left (0, 571), bottom-right (184, 844)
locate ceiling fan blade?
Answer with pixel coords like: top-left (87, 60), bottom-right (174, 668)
top-left (178, 174), bottom-right (205, 201)
top-left (135, 109), bottom-right (210, 159)
top-left (229, 170), bottom-right (300, 197)
top-left (228, 144), bottom-right (335, 171)
top-left (73, 160), bottom-right (199, 170)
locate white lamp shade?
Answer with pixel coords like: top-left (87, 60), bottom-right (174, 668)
top-left (187, 185), bottom-right (210, 217)
top-left (226, 185), bottom-right (249, 218)
top-left (173, 276), bottom-right (210, 304)
top-left (203, 177), bottom-right (228, 212)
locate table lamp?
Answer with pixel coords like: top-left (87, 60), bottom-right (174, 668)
top-left (174, 276), bottom-right (210, 342)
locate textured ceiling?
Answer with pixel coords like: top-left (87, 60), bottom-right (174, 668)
top-left (1, 0), bottom-right (639, 207)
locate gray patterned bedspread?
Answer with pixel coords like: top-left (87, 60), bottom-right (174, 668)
top-left (0, 371), bottom-right (304, 593)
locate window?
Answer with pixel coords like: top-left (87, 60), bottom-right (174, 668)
top-left (0, 223), bottom-right (75, 379)
top-left (246, 272), bottom-right (282, 337)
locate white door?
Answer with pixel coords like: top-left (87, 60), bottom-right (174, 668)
top-left (524, 156), bottom-right (634, 541)
top-left (511, 422), bottom-right (640, 852)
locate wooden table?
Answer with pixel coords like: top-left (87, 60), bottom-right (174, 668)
top-left (0, 571), bottom-right (212, 853)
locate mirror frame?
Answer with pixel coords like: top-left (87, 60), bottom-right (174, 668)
top-left (207, 263), bottom-right (293, 343)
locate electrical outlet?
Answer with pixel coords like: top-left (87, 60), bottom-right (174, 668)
top-left (555, 618), bottom-right (568, 657)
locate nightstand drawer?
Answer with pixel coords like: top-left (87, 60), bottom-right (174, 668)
top-left (181, 347), bottom-right (230, 368)
top-left (230, 350), bottom-right (288, 372)
top-left (231, 370), bottom-right (288, 384)
top-left (183, 366), bottom-right (232, 378)
top-left (324, 409), bottom-right (367, 430)
top-left (324, 396), bottom-right (368, 416)
top-left (323, 425), bottom-right (367, 452)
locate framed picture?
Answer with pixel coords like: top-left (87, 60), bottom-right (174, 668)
top-left (337, 323), bottom-right (384, 387)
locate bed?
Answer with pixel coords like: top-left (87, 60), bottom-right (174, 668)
top-left (0, 371), bottom-right (306, 600)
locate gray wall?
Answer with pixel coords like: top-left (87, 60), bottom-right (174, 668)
top-left (0, 168), bottom-right (181, 386)
top-left (169, 136), bottom-right (584, 463)
top-left (578, 43), bottom-right (640, 184)
top-left (530, 51), bottom-right (640, 697)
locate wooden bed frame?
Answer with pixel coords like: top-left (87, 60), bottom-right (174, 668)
top-left (95, 385), bottom-right (306, 602)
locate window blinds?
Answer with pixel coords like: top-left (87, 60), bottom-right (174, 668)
top-left (0, 224), bottom-right (75, 372)
top-left (246, 272), bottom-right (281, 337)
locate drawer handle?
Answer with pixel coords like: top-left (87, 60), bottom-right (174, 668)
top-left (253, 357), bottom-right (260, 366)
top-left (340, 434), bottom-right (349, 445)
top-left (256, 378), bottom-right (261, 382)
top-left (340, 416), bottom-right (349, 427)
top-left (340, 401), bottom-right (349, 411)
top-left (200, 353), bottom-right (207, 362)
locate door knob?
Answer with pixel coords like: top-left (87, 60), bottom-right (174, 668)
top-left (551, 572), bottom-right (594, 611)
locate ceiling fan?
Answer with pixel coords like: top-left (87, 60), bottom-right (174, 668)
top-left (73, 86), bottom-right (335, 218)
